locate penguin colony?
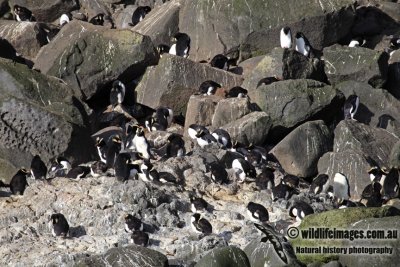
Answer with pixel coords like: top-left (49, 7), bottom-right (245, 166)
top-left (0, 3), bottom-right (400, 266)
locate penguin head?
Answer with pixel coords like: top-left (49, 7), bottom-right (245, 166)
top-left (19, 168), bottom-right (29, 174)
top-left (139, 6), bottom-right (152, 14)
top-left (13, 5), bottom-right (23, 14)
top-left (50, 213), bottom-right (64, 224)
top-left (125, 214), bottom-right (134, 223)
top-left (112, 135), bottom-right (122, 144)
top-left (381, 166), bottom-right (389, 175)
top-left (191, 213), bottom-right (201, 222)
top-left (283, 26), bottom-right (291, 34)
top-left (157, 44), bottom-right (170, 57)
top-left (95, 137), bottom-right (105, 147)
top-left (295, 32), bottom-right (305, 39)
top-left (195, 129), bottom-right (205, 138)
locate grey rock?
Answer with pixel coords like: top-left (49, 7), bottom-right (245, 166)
top-left (9, 0), bottom-right (78, 22)
top-left (237, 55), bottom-right (265, 77)
top-left (339, 216), bottom-right (400, 267)
top-left (76, 244), bottom-right (168, 267)
top-left (194, 246), bottom-right (251, 267)
top-left (249, 79), bottom-right (344, 142)
top-left (135, 54), bottom-right (243, 115)
top-left (221, 112), bottom-right (272, 146)
top-left (212, 98), bottom-right (252, 128)
top-left (389, 140), bottom-right (400, 169)
top-left (323, 45), bottom-right (389, 88)
top-left (0, 59), bottom-right (94, 182)
top-left (79, 0), bottom-right (112, 24)
top-left (113, 5), bottom-right (138, 29)
top-left (184, 95), bottom-right (221, 132)
top-left (335, 80), bottom-right (400, 138)
top-left (34, 20), bottom-right (158, 101)
top-left (271, 120), bottom-right (333, 178)
top-left (322, 261), bottom-right (342, 267)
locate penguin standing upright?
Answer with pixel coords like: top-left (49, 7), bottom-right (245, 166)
top-left (106, 135), bottom-right (123, 168)
top-left (130, 6), bottom-right (151, 26)
top-left (343, 95), bottom-right (359, 120)
top-left (333, 172), bottom-right (351, 205)
top-left (232, 158), bottom-right (256, 183)
top-left (114, 153), bottom-right (139, 182)
top-left (110, 80), bottom-right (126, 108)
top-left (166, 134), bottom-right (185, 157)
top-left (381, 167), bottom-right (399, 202)
top-left (256, 166), bottom-right (275, 190)
top-left (169, 32), bottom-right (190, 58)
top-left (50, 213), bottom-right (69, 237)
top-left (198, 80), bottom-right (221, 96)
top-left (309, 174), bottom-right (329, 194)
top-left (360, 182), bottom-right (382, 207)
top-left (13, 5), bottom-right (34, 21)
top-left (295, 32), bottom-right (311, 57)
top-left (280, 27), bottom-right (292, 49)
top-left (30, 155), bottom-right (47, 180)
top-left (208, 161), bottom-right (229, 184)
top-left (133, 127), bottom-right (151, 159)
top-left (10, 168), bottom-right (29, 195)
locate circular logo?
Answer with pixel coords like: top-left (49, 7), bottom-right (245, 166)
top-left (287, 227), bottom-right (299, 239)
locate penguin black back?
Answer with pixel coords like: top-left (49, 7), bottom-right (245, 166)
top-left (130, 6), bottom-right (151, 26)
top-left (50, 213), bottom-right (69, 237)
top-left (30, 155), bottom-right (47, 180)
top-left (226, 86), bottom-right (248, 98)
top-left (10, 168), bottom-right (29, 195)
top-left (166, 134), bottom-right (185, 157)
top-left (343, 94), bottom-right (359, 120)
top-left (131, 231), bottom-right (149, 246)
top-left (13, 5), bottom-right (34, 21)
top-left (198, 80), bottom-right (221, 95)
top-left (89, 14), bottom-right (104, 26)
top-left (210, 54), bottom-right (228, 70)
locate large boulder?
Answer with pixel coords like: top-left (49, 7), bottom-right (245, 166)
top-left (9, 0), bottom-right (78, 22)
top-left (211, 98), bottom-right (252, 128)
top-left (194, 246), bottom-right (251, 267)
top-left (271, 120), bottom-right (333, 178)
top-left (178, 0), bottom-right (355, 61)
top-left (335, 80), bottom-right (400, 138)
top-left (0, 21), bottom-right (44, 62)
top-left (77, 245), bottom-right (169, 267)
top-left (221, 112), bottom-right (271, 146)
top-left (34, 20), bottom-right (159, 102)
top-left (323, 45), bottom-right (389, 88)
top-left (0, 59), bottom-right (95, 182)
top-left (135, 54), bottom-right (243, 115)
top-left (240, 0), bottom-right (355, 60)
top-left (249, 79), bottom-right (344, 142)
top-left (184, 95), bottom-right (222, 132)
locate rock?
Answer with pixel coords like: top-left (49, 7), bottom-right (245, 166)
top-left (271, 120), bottom-right (333, 178)
top-left (240, 0), bottom-right (355, 60)
top-left (335, 80), bottom-right (400, 138)
top-left (135, 54), bottom-right (243, 115)
top-left (0, 21), bottom-right (44, 62)
top-left (76, 244), bottom-right (168, 267)
top-left (184, 95), bottom-right (222, 132)
top-left (249, 79), bottom-right (344, 142)
top-left (34, 20), bottom-right (158, 102)
top-left (333, 120), bottom-right (398, 167)
top-left (221, 112), bottom-right (272, 146)
top-left (211, 98), bottom-right (252, 128)
top-left (389, 140), bottom-right (400, 169)
top-left (339, 216), bottom-right (400, 266)
top-left (79, 0), bottom-right (112, 23)
top-left (237, 55), bottom-right (265, 77)
top-left (132, 1), bottom-right (180, 47)
top-left (386, 61), bottom-right (400, 99)
top-left (323, 45), bottom-right (389, 88)
top-left (318, 151), bottom-right (371, 200)
top-left (291, 206), bottom-right (400, 264)
top-left (0, 0), bottom-right (9, 18)
top-left (9, 0), bottom-right (78, 22)
top-left (113, 5), bottom-right (137, 29)
top-left (194, 246), bottom-right (251, 267)
top-left (0, 59), bottom-right (94, 182)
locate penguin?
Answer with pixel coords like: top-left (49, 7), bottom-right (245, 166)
top-left (157, 172), bottom-right (178, 184)
top-left (343, 94), bottom-right (359, 120)
top-left (195, 129), bottom-right (217, 148)
top-left (130, 6), bottom-right (151, 27)
top-left (280, 27), bottom-right (292, 49)
top-left (115, 153), bottom-right (139, 182)
top-left (256, 76), bottom-right (280, 88)
top-left (348, 37), bottom-right (365, 47)
top-left (272, 181), bottom-right (294, 201)
top-left (187, 124), bottom-right (209, 140)
top-left (256, 166), bottom-right (275, 190)
top-left (10, 168), bottom-right (29, 195)
top-left (230, 141), bottom-right (249, 156)
top-left (30, 155), bottom-right (47, 180)
top-left (50, 213), bottom-right (69, 237)
top-left (247, 202), bottom-right (269, 223)
top-left (132, 127), bottom-right (151, 159)
top-left (232, 158), bottom-right (256, 183)
top-left (106, 135), bottom-right (123, 168)
top-left (13, 5), bottom-right (34, 21)
top-left (191, 213), bottom-right (212, 235)
top-left (381, 167), bottom-right (399, 202)
top-left (254, 223), bottom-right (305, 266)
top-left (49, 157), bottom-right (71, 178)
top-left (198, 80), bottom-right (221, 96)
top-left (282, 174), bottom-right (299, 189)
top-left (390, 36), bottom-right (400, 50)
top-left (95, 137), bottom-right (108, 163)
top-left (110, 80), bottom-right (126, 108)
top-left (367, 166), bottom-right (383, 182)
top-left (125, 214), bottom-right (143, 232)
top-left (130, 231), bottom-right (149, 246)
top-left (247, 144), bottom-right (268, 162)
top-left (190, 196), bottom-right (208, 213)
top-left (288, 200), bottom-right (314, 221)
top-left (125, 122), bottom-right (139, 150)
top-left (66, 166), bottom-right (91, 179)
top-left (165, 134), bottom-right (185, 158)
top-left (137, 160), bottom-right (158, 182)
top-left (157, 44), bottom-right (170, 58)
top-left (211, 129), bottom-right (232, 149)
top-left (309, 174), bottom-right (329, 194)
top-left (245, 150), bottom-right (262, 167)
top-left (90, 161), bottom-right (108, 178)
top-left (333, 172), bottom-right (351, 205)
top-left (226, 86), bottom-right (248, 98)
top-left (295, 32), bottom-right (311, 57)
top-left (359, 182), bottom-right (382, 207)
top-left (169, 32), bottom-right (190, 58)
top-left (146, 107), bottom-right (172, 131)
top-left (89, 14), bottom-right (104, 26)
top-left (210, 54), bottom-right (229, 70)
top-left (208, 161), bottom-right (229, 184)
top-left (338, 199), bottom-right (365, 209)
top-left (59, 14), bottom-right (70, 27)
